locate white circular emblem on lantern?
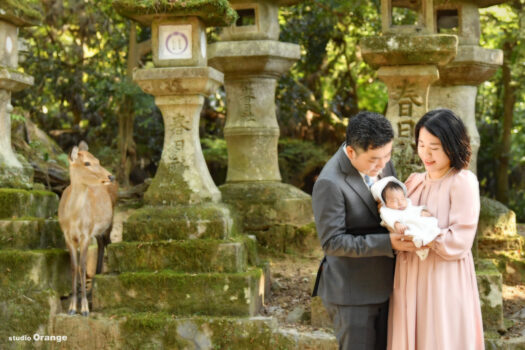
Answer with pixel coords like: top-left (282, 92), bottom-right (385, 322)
top-left (6, 36), bottom-right (13, 54)
top-left (158, 24), bottom-right (192, 60)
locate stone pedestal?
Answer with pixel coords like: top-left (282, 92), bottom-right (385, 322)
top-left (360, 34), bottom-right (457, 180)
top-left (430, 46), bottom-right (503, 174)
top-left (133, 67), bottom-right (224, 205)
top-left (209, 24), bottom-right (314, 251)
top-left (0, 20), bottom-right (34, 189)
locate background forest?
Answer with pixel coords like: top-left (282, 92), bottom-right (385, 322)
top-left (12, 0), bottom-right (525, 220)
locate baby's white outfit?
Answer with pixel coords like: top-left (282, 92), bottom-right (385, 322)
top-left (370, 176), bottom-right (441, 260)
top-left (379, 202), bottom-right (440, 260)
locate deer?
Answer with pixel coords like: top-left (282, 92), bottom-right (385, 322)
top-left (58, 141), bottom-right (118, 316)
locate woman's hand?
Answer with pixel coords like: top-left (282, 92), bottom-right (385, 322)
top-left (421, 209), bottom-right (433, 217)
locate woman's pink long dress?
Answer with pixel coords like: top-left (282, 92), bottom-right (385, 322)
top-left (387, 169), bottom-right (484, 350)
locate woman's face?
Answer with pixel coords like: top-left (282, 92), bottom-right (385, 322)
top-left (417, 127), bottom-right (451, 178)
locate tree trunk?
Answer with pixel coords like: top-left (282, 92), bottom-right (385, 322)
top-left (496, 41), bottom-right (516, 204)
top-left (117, 23), bottom-right (151, 185)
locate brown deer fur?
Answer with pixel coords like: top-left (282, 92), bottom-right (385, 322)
top-left (58, 141), bottom-right (118, 316)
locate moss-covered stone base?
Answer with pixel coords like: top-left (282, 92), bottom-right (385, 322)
top-left (220, 182), bottom-right (315, 251)
top-left (122, 203), bottom-right (236, 242)
top-left (0, 288), bottom-right (62, 350)
top-left (220, 182), bottom-right (313, 229)
top-left (491, 253), bottom-right (525, 285)
top-left (0, 249), bottom-right (70, 295)
top-left (0, 161), bottom-right (34, 190)
top-left (0, 219), bottom-right (63, 250)
top-left (51, 313), bottom-right (337, 350)
top-left (478, 235), bottom-right (524, 259)
top-left (107, 239), bottom-right (247, 273)
top-left (251, 222), bottom-right (319, 253)
top-left (476, 259), bottom-right (504, 332)
top-left (478, 197), bottom-right (517, 238)
top-left (0, 188), bottom-right (59, 219)
top-left (92, 268), bottom-right (264, 316)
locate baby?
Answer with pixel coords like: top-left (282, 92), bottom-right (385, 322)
top-left (370, 176), bottom-right (440, 260)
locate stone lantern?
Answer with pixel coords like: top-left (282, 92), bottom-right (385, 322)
top-left (361, 0), bottom-right (458, 180)
top-left (208, 0), bottom-right (314, 250)
top-left (0, 4), bottom-right (38, 188)
top-left (429, 0), bottom-right (504, 173)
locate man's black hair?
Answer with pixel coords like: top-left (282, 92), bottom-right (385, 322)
top-left (415, 109), bottom-right (471, 170)
top-left (381, 181), bottom-right (404, 203)
top-left (346, 111), bottom-right (394, 152)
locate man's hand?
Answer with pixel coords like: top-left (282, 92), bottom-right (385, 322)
top-left (390, 233), bottom-right (418, 252)
top-left (394, 222), bottom-right (408, 234)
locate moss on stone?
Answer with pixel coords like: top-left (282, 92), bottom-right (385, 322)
top-left (53, 312), bottom-right (295, 349)
top-left (360, 34), bottom-right (458, 68)
top-left (478, 196), bottom-right (517, 237)
top-left (92, 268), bottom-right (263, 316)
top-left (0, 288), bottom-right (60, 349)
top-left (476, 260), bottom-right (504, 332)
top-left (0, 249), bottom-right (70, 295)
top-left (220, 182), bottom-right (313, 235)
top-left (107, 239), bottom-right (247, 273)
top-left (123, 203), bottom-right (235, 242)
top-left (0, 218), bottom-right (64, 250)
top-left (112, 0), bottom-right (237, 28)
top-left (0, 188), bottom-right (58, 219)
top-left (0, 0), bottom-right (42, 27)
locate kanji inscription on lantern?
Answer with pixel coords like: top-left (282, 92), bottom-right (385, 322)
top-left (394, 80), bottom-right (423, 117)
top-left (169, 113), bottom-right (191, 163)
top-left (398, 119), bottom-right (415, 139)
top-left (159, 25), bottom-right (192, 60)
top-left (241, 83), bottom-right (256, 121)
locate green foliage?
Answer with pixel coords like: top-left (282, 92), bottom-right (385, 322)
top-left (477, 3), bottom-right (525, 220)
top-left (276, 0), bottom-right (387, 143)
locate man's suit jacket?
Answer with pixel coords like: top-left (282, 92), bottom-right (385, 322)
top-left (312, 145), bottom-right (396, 305)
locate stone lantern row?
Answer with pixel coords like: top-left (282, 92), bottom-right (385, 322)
top-left (363, 0), bottom-right (504, 179)
top-left (3, 0), bottom-right (505, 240)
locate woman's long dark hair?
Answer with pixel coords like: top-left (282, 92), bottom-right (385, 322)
top-left (415, 109), bottom-right (471, 170)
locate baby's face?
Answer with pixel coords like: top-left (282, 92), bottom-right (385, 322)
top-left (384, 188), bottom-right (408, 210)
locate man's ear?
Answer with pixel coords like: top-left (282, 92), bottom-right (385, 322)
top-left (346, 145), bottom-right (356, 159)
top-left (69, 146), bottom-right (79, 163)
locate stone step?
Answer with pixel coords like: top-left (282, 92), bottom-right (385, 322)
top-left (478, 235), bottom-right (524, 258)
top-left (50, 312), bottom-right (337, 350)
top-left (122, 203), bottom-right (236, 242)
top-left (0, 288), bottom-right (63, 349)
top-left (0, 249), bottom-right (71, 296)
top-left (92, 269), bottom-right (264, 317)
top-left (0, 219), bottom-right (64, 250)
top-left (107, 239), bottom-right (248, 273)
top-left (0, 188), bottom-right (59, 219)
top-left (474, 260), bottom-right (505, 332)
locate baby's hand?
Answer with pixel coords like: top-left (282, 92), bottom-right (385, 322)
top-left (421, 209), bottom-right (432, 217)
top-left (394, 222), bottom-right (408, 234)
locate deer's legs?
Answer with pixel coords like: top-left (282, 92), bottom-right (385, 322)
top-left (79, 242), bottom-right (90, 317)
top-left (66, 243), bottom-right (78, 315)
top-left (95, 228), bottom-right (111, 274)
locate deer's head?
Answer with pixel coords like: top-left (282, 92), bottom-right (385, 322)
top-left (69, 141), bottom-right (115, 186)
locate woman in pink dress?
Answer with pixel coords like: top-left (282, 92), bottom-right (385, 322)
top-left (388, 109), bottom-right (484, 350)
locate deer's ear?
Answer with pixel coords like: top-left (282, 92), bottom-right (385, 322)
top-left (70, 146), bottom-right (79, 162)
top-left (78, 141), bottom-right (89, 151)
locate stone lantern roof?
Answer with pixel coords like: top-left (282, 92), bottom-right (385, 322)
top-left (0, 0), bottom-right (42, 26)
top-left (112, 0), bottom-right (238, 27)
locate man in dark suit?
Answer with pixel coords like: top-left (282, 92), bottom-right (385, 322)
top-left (312, 111), bottom-right (417, 350)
